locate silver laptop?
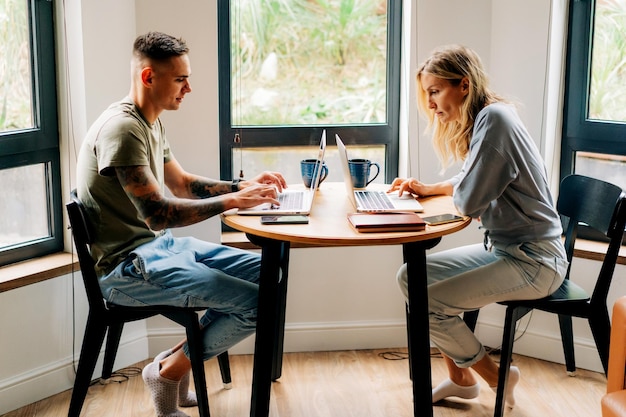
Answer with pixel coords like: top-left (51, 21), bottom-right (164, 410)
top-left (336, 134), bottom-right (424, 213)
top-left (237, 130), bottom-right (327, 215)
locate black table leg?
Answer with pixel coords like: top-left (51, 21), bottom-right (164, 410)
top-left (247, 235), bottom-right (291, 417)
top-left (403, 238), bottom-right (440, 417)
top-left (272, 242), bottom-right (290, 381)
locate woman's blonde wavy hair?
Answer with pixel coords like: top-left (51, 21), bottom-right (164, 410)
top-left (416, 45), bottom-right (504, 169)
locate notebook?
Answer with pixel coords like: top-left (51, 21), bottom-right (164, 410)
top-left (336, 134), bottom-right (424, 213)
top-left (237, 130), bottom-right (327, 215)
top-left (347, 212), bottom-right (426, 233)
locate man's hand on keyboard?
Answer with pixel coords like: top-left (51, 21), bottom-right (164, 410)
top-left (242, 171), bottom-right (287, 193)
top-left (232, 183), bottom-right (281, 209)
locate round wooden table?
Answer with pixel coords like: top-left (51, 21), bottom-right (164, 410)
top-left (222, 182), bottom-right (472, 417)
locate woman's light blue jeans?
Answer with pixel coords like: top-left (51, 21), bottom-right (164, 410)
top-left (100, 230), bottom-right (260, 361)
top-left (397, 238), bottom-right (568, 368)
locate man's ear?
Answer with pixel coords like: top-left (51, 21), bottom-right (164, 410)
top-left (141, 67), bottom-right (153, 87)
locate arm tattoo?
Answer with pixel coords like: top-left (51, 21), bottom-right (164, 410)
top-left (117, 166), bottom-right (227, 230)
top-left (188, 179), bottom-right (231, 198)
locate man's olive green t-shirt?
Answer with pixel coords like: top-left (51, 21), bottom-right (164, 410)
top-left (76, 97), bottom-right (172, 276)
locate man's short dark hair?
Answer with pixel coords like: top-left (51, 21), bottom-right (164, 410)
top-left (133, 32), bottom-right (189, 62)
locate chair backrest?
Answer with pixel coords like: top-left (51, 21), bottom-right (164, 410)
top-left (557, 175), bottom-right (626, 303)
top-left (66, 189), bottom-right (109, 312)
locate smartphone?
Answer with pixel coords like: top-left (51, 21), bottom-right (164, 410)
top-left (422, 213), bottom-right (464, 226)
top-left (261, 215), bottom-right (309, 225)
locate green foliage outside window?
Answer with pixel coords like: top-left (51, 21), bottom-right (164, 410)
top-left (230, 0), bottom-right (388, 126)
top-left (0, 0), bottom-right (32, 132)
top-left (589, 0), bottom-right (626, 123)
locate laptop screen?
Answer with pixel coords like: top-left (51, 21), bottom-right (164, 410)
top-left (309, 130), bottom-right (327, 191)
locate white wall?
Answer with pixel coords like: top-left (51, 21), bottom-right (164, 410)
top-left (1, 0), bottom-right (625, 414)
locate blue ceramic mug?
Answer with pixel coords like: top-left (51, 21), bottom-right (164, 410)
top-left (349, 158), bottom-right (380, 189)
top-left (300, 159), bottom-right (329, 188)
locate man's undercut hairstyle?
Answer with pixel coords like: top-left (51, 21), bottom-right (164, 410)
top-left (133, 31), bottom-right (189, 62)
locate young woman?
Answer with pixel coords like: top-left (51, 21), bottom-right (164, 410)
top-left (389, 45), bottom-right (568, 407)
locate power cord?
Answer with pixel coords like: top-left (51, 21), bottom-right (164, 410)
top-left (377, 348), bottom-right (441, 361)
top-left (378, 351), bottom-right (409, 361)
top-left (93, 366), bottom-right (143, 386)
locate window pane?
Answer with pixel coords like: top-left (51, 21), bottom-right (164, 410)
top-left (0, 163), bottom-right (49, 248)
top-left (230, 0), bottom-right (388, 126)
top-left (234, 145), bottom-right (386, 185)
top-left (0, 0), bottom-right (34, 132)
top-left (575, 151), bottom-right (626, 190)
top-left (589, 0), bottom-right (626, 123)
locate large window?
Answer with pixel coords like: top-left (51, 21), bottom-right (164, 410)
top-left (561, 0), bottom-right (626, 190)
top-left (217, 0), bottom-right (402, 185)
top-left (0, 0), bottom-right (62, 266)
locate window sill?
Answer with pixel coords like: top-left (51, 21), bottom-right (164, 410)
top-left (221, 232), bottom-right (626, 265)
top-left (1, 236), bottom-right (624, 294)
top-left (571, 238), bottom-right (626, 265)
top-left (220, 232), bottom-right (321, 249)
top-left (0, 252), bottom-right (79, 293)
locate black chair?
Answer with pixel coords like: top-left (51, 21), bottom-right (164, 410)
top-left (462, 174), bottom-right (626, 417)
top-left (66, 190), bottom-right (231, 417)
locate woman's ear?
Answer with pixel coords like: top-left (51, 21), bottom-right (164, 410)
top-left (461, 77), bottom-right (470, 95)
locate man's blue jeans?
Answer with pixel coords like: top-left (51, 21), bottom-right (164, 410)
top-left (100, 230), bottom-right (260, 360)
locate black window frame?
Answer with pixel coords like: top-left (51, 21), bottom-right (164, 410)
top-left (0, 0), bottom-right (62, 266)
top-left (561, 0), bottom-right (626, 243)
top-left (561, 0), bottom-right (626, 177)
top-left (216, 0), bottom-right (402, 183)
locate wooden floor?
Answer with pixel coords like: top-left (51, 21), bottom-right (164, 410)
top-left (1, 348), bottom-right (607, 417)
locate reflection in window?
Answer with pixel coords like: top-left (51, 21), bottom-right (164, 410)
top-left (235, 145), bottom-right (385, 185)
top-left (589, 0), bottom-right (626, 123)
top-left (575, 152), bottom-right (626, 190)
top-left (0, 0), bottom-right (34, 132)
top-left (0, 164), bottom-right (49, 249)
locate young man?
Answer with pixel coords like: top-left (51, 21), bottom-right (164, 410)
top-left (76, 31), bottom-right (286, 417)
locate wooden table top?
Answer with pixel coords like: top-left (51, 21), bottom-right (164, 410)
top-left (221, 182), bottom-right (472, 246)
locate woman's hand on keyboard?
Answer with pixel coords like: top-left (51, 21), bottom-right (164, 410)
top-left (388, 177), bottom-right (453, 198)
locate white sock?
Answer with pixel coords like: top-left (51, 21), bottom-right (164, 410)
top-left (154, 349), bottom-right (197, 407)
top-left (432, 378), bottom-right (481, 403)
top-left (491, 366), bottom-right (520, 408)
top-left (178, 372), bottom-right (198, 407)
top-left (142, 361), bottom-right (190, 417)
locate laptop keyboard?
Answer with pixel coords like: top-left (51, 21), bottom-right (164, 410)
top-left (274, 192), bottom-right (304, 210)
top-left (355, 190), bottom-right (394, 210)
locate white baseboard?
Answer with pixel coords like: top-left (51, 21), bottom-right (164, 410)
top-left (146, 319), bottom-right (409, 357)
top-left (0, 318), bottom-right (604, 415)
top-left (0, 334), bottom-right (149, 415)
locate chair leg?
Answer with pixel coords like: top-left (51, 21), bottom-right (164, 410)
top-left (101, 322), bottom-right (124, 379)
top-left (588, 309), bottom-right (611, 375)
top-left (183, 314), bottom-right (211, 417)
top-left (217, 351), bottom-right (232, 388)
top-left (493, 306), bottom-right (533, 417)
top-left (463, 309), bottom-right (480, 332)
top-left (68, 314), bottom-right (108, 417)
top-left (558, 314), bottom-right (576, 375)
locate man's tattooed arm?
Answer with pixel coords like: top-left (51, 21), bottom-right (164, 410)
top-left (115, 165), bottom-right (230, 230)
top-left (188, 178), bottom-right (232, 198)
top-left (163, 157), bottom-right (234, 199)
